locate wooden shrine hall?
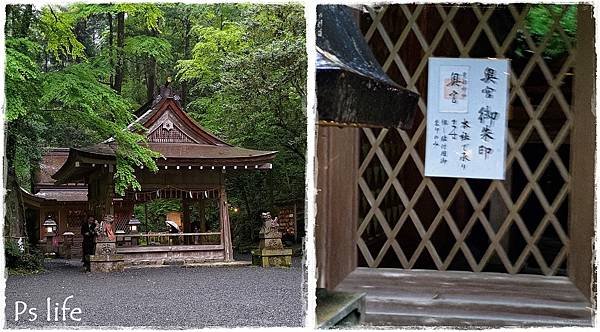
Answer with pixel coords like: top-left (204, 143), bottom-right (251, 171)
top-left (46, 84), bottom-right (276, 265)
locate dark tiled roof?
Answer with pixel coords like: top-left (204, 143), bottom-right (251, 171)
top-left (77, 143), bottom-right (117, 157)
top-left (149, 143), bottom-right (276, 160)
top-left (53, 92), bottom-right (278, 183)
top-left (34, 188), bottom-right (88, 202)
top-left (37, 148), bottom-right (70, 185)
top-left (75, 143), bottom-right (276, 161)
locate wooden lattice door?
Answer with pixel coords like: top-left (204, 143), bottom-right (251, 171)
top-left (357, 4), bottom-right (579, 277)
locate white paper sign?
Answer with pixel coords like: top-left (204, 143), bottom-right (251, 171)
top-left (424, 58), bottom-right (509, 180)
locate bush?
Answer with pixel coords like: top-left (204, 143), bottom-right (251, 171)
top-left (5, 238), bottom-right (45, 274)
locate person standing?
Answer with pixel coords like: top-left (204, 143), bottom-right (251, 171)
top-left (81, 216), bottom-right (97, 271)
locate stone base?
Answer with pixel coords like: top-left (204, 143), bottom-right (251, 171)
top-left (118, 244), bottom-right (226, 266)
top-left (95, 240), bottom-right (117, 255)
top-left (90, 254), bottom-right (125, 272)
top-left (259, 237), bottom-right (284, 249)
top-left (251, 248), bottom-right (293, 267)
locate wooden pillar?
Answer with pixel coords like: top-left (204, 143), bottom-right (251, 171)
top-left (182, 199), bottom-right (190, 233)
top-left (199, 199), bottom-right (207, 233)
top-left (219, 187), bottom-right (234, 261)
top-left (88, 166), bottom-right (115, 221)
top-left (85, 165), bottom-right (116, 252)
top-left (143, 202), bottom-right (148, 232)
top-left (102, 165), bottom-right (115, 219)
top-left (87, 174), bottom-right (99, 220)
top-left (490, 168), bottom-right (512, 260)
top-left (568, 5), bottom-right (595, 301)
top-left (39, 207), bottom-right (47, 242)
top-left (316, 126), bottom-right (360, 290)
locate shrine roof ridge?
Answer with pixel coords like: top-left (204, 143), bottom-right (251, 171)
top-left (51, 84), bottom-right (278, 184)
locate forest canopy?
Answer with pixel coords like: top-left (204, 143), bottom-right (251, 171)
top-left (5, 4), bottom-right (306, 244)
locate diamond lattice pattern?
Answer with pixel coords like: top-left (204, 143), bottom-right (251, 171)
top-left (357, 4), bottom-right (573, 276)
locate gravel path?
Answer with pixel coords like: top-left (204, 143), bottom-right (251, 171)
top-left (5, 255), bottom-right (305, 328)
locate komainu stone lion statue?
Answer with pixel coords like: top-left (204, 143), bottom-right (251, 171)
top-left (260, 212), bottom-right (280, 237)
top-left (252, 211), bottom-right (291, 267)
top-left (95, 214), bottom-right (116, 242)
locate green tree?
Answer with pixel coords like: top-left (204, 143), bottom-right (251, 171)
top-left (5, 4), bottom-right (306, 247)
top-left (177, 4), bottom-right (306, 243)
top-left (522, 5), bottom-right (576, 58)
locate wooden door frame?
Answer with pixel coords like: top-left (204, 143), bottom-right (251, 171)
top-left (316, 5), bottom-right (596, 303)
top-left (316, 125), bottom-right (359, 289)
top-left (568, 5), bottom-right (596, 300)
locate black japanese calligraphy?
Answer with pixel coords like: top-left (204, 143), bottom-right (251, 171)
top-left (478, 106), bottom-right (499, 127)
top-left (480, 126), bottom-right (494, 142)
top-left (480, 67), bottom-right (498, 84)
top-left (478, 145), bottom-right (493, 159)
top-left (482, 86), bottom-right (495, 98)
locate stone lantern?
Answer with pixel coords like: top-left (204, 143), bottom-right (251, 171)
top-left (128, 215), bottom-right (141, 246)
top-left (43, 215), bottom-right (58, 256)
top-left (43, 215), bottom-right (58, 235)
top-left (128, 215), bottom-right (141, 233)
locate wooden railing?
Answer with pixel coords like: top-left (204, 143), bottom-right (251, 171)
top-left (116, 232), bottom-right (221, 247)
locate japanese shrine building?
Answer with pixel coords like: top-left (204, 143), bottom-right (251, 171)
top-left (27, 85), bottom-right (276, 264)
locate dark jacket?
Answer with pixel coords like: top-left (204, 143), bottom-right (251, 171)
top-left (81, 221), bottom-right (96, 256)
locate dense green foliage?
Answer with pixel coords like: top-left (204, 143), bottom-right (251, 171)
top-left (5, 238), bottom-right (45, 274)
top-left (132, 199), bottom-right (220, 233)
top-left (176, 5), bottom-right (306, 241)
top-left (5, 4), bottom-right (306, 245)
top-left (6, 4), bottom-right (161, 193)
top-left (523, 5), bottom-right (576, 58)
top-left (132, 199), bottom-right (181, 232)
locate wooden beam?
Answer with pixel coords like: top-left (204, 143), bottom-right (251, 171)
top-left (336, 268), bottom-right (593, 327)
top-left (568, 5), bottom-right (596, 301)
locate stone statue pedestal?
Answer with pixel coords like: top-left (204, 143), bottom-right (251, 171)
top-left (252, 220), bottom-right (292, 267)
top-left (90, 240), bottom-right (125, 272)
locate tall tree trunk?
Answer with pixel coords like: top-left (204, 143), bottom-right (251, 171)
top-left (5, 170), bottom-right (27, 241)
top-left (108, 13), bottom-right (114, 87)
top-left (146, 57), bottom-right (156, 101)
top-left (18, 5), bottom-right (33, 37)
top-left (75, 19), bottom-right (93, 58)
top-left (181, 17), bottom-right (191, 110)
top-left (113, 12), bottom-right (125, 94)
top-left (146, 28), bottom-right (158, 101)
top-left (5, 4), bottom-right (35, 246)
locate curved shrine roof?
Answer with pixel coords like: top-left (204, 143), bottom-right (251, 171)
top-left (52, 88), bottom-right (277, 183)
top-left (74, 142), bottom-right (276, 162)
top-left (37, 148), bottom-right (70, 185)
